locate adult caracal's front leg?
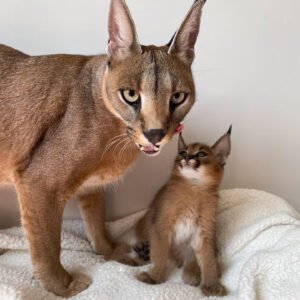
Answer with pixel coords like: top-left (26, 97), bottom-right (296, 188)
top-left (78, 188), bottom-right (141, 265)
top-left (78, 189), bottom-right (114, 257)
top-left (17, 182), bottom-right (91, 297)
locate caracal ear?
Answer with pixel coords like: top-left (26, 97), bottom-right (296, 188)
top-left (168, 0), bottom-right (206, 65)
top-left (212, 125), bottom-right (232, 167)
top-left (178, 133), bottom-right (187, 152)
top-left (107, 0), bottom-right (142, 62)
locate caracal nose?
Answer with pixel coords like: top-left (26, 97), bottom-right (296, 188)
top-left (144, 129), bottom-right (166, 145)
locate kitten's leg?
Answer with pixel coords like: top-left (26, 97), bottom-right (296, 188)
top-left (193, 237), bottom-right (227, 296)
top-left (170, 244), bottom-right (183, 268)
top-left (182, 254), bottom-right (201, 286)
top-left (17, 183), bottom-right (91, 297)
top-left (137, 229), bottom-right (170, 284)
top-left (77, 189), bottom-right (114, 257)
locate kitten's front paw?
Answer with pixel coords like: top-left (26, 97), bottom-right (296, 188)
top-left (137, 272), bottom-right (158, 284)
top-left (182, 271), bottom-right (200, 286)
top-left (201, 281), bottom-right (227, 297)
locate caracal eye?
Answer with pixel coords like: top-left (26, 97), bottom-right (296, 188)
top-left (170, 92), bottom-right (188, 105)
top-left (179, 150), bottom-right (188, 158)
top-left (120, 89), bottom-right (140, 104)
top-left (196, 151), bottom-right (207, 158)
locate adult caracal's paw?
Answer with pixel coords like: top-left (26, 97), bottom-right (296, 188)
top-left (59, 273), bottom-right (92, 298)
top-left (201, 281), bottom-right (227, 297)
top-left (42, 272), bottom-right (91, 298)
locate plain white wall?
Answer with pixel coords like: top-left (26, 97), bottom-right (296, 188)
top-left (0, 0), bottom-right (299, 227)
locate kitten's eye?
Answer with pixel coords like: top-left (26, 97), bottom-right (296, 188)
top-left (170, 92), bottom-right (188, 106)
top-left (196, 151), bottom-right (207, 158)
top-left (179, 151), bottom-right (188, 158)
top-left (120, 89), bottom-right (140, 104)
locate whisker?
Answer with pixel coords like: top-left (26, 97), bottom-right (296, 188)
top-left (101, 138), bottom-right (121, 159)
top-left (101, 134), bottom-right (127, 160)
top-left (105, 133), bottom-right (127, 147)
top-left (104, 133), bottom-right (127, 147)
top-left (113, 137), bottom-right (130, 164)
top-left (119, 139), bottom-right (131, 159)
top-left (112, 137), bottom-right (129, 158)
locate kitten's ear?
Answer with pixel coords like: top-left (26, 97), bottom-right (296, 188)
top-left (212, 125), bottom-right (232, 166)
top-left (178, 133), bottom-right (187, 152)
top-left (168, 0), bottom-right (206, 65)
top-left (107, 0), bottom-right (142, 62)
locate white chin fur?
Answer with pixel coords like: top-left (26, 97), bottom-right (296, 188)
top-left (179, 165), bottom-right (206, 182)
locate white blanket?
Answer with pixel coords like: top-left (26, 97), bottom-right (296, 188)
top-left (0, 189), bottom-right (299, 300)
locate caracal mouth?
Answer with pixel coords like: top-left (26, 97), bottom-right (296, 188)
top-left (134, 123), bottom-right (184, 156)
top-left (137, 144), bottom-right (161, 156)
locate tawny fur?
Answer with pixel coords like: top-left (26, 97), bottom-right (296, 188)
top-left (0, 0), bottom-right (206, 297)
top-left (128, 129), bottom-right (231, 297)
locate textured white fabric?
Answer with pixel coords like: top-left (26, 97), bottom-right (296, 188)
top-left (0, 189), bottom-right (299, 300)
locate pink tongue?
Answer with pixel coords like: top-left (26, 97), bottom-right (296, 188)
top-left (144, 145), bottom-right (155, 152)
top-left (175, 123), bottom-right (184, 134)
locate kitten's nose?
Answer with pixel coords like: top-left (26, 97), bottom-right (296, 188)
top-left (144, 129), bottom-right (166, 145)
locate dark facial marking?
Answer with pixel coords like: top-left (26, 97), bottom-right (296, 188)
top-left (154, 56), bottom-right (159, 95)
top-left (149, 51), bottom-right (160, 95)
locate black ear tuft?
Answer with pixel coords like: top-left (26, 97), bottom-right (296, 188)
top-left (178, 133), bottom-right (187, 152)
top-left (166, 32), bottom-right (176, 47)
top-left (212, 127), bottom-right (232, 166)
top-left (227, 124), bottom-right (232, 135)
top-left (167, 0), bottom-right (206, 65)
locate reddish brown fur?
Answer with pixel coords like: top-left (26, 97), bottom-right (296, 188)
top-left (0, 0), bottom-right (206, 297)
top-left (133, 130), bottom-right (231, 296)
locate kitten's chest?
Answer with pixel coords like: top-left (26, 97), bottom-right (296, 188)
top-left (173, 212), bottom-right (203, 250)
